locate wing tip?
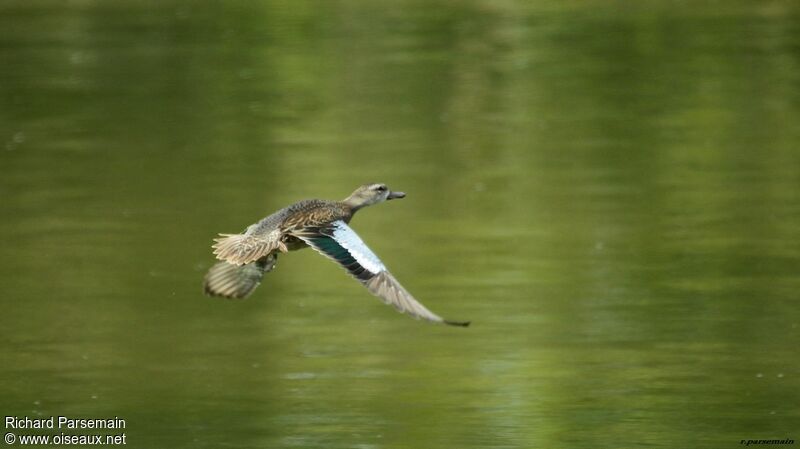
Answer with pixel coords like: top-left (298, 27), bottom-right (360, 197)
top-left (203, 285), bottom-right (248, 300)
top-left (443, 320), bottom-right (471, 327)
top-left (202, 260), bottom-right (264, 299)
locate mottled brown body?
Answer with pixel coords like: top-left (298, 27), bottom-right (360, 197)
top-left (211, 200), bottom-right (350, 266)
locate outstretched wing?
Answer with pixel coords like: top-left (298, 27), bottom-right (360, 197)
top-left (203, 253), bottom-right (278, 299)
top-left (294, 221), bottom-right (469, 326)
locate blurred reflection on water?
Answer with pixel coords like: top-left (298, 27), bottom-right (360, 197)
top-left (1, 1), bottom-right (799, 448)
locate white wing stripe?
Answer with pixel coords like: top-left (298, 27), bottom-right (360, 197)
top-left (331, 221), bottom-right (386, 274)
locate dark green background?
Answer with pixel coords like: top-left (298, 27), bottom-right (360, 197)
top-left (1, 1), bottom-right (798, 448)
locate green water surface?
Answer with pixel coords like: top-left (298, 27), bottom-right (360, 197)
top-left (1, 1), bottom-right (799, 448)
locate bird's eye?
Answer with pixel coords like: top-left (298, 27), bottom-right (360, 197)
top-left (376, 185), bottom-right (387, 191)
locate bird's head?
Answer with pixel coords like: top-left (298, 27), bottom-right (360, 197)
top-left (344, 183), bottom-right (406, 210)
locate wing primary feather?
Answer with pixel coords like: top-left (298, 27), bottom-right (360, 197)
top-left (444, 320), bottom-right (471, 327)
top-left (295, 221), bottom-right (468, 326)
top-left (203, 254), bottom-right (278, 299)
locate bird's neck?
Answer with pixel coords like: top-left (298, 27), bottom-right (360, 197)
top-left (342, 196), bottom-right (368, 213)
top-left (334, 200), bottom-right (359, 223)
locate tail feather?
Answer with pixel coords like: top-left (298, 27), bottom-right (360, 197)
top-left (212, 233), bottom-right (277, 266)
top-left (203, 254), bottom-right (277, 299)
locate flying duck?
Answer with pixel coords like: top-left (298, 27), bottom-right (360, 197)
top-left (203, 183), bottom-right (469, 327)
